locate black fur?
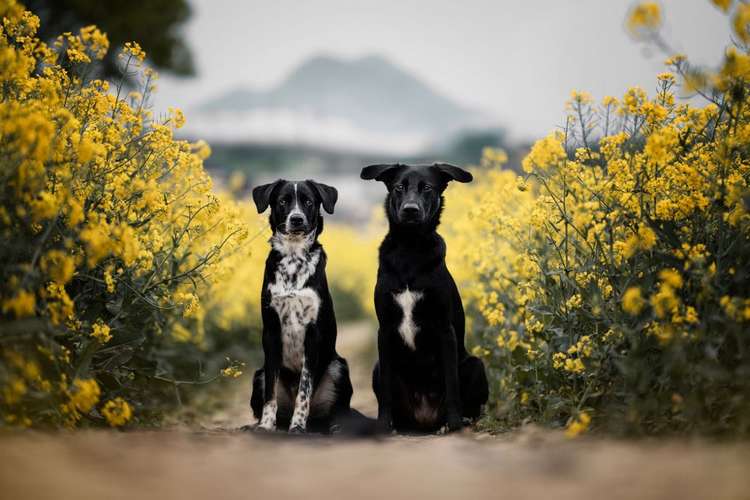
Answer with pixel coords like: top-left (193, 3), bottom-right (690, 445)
top-left (361, 163), bottom-right (489, 433)
top-left (249, 179), bottom-right (354, 434)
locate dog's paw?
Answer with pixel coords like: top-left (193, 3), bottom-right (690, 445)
top-left (288, 425), bottom-right (306, 434)
top-left (447, 413), bottom-right (463, 429)
top-left (437, 415), bottom-right (463, 435)
top-left (255, 423), bottom-right (276, 433)
top-left (462, 417), bottom-right (477, 427)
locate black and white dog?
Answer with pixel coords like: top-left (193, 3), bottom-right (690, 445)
top-left (250, 179), bottom-right (353, 433)
top-left (361, 163), bottom-right (489, 433)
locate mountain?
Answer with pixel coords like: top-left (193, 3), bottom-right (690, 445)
top-left (185, 54), bottom-right (495, 154)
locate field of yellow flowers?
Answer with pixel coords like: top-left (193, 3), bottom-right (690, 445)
top-left (444, 1), bottom-right (750, 436)
top-left (2, 0), bottom-right (750, 440)
top-left (0, 0), bottom-right (268, 427)
top-left (0, 0), bottom-right (380, 428)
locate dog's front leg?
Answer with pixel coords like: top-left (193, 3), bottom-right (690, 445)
top-left (258, 307), bottom-right (282, 431)
top-left (440, 325), bottom-right (462, 432)
top-left (289, 323), bottom-right (319, 433)
top-left (258, 361), bottom-right (279, 431)
top-left (376, 327), bottom-right (395, 432)
top-left (289, 358), bottom-right (312, 433)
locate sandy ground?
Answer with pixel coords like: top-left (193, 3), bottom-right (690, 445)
top-left (1, 322), bottom-right (750, 500)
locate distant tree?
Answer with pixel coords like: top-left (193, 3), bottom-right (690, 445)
top-left (26, 0), bottom-right (194, 79)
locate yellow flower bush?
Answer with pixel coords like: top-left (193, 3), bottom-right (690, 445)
top-left (444, 2), bottom-right (750, 435)
top-left (101, 397), bottom-right (132, 427)
top-left (0, 1), bottom-right (262, 427)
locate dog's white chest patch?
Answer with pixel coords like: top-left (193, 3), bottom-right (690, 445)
top-left (393, 288), bottom-right (423, 350)
top-left (268, 245), bottom-right (321, 371)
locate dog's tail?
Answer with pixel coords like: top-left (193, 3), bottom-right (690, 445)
top-left (333, 407), bottom-right (377, 438)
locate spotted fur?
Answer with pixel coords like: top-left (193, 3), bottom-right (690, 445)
top-left (250, 179), bottom-right (357, 434)
top-left (258, 400), bottom-right (278, 430)
top-left (289, 358), bottom-right (312, 432)
top-left (268, 232), bottom-right (322, 371)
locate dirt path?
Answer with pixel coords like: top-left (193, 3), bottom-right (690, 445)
top-left (1, 323), bottom-right (750, 500)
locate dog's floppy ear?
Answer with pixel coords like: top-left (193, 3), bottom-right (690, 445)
top-left (360, 164), bottom-right (402, 183)
top-left (430, 163), bottom-right (473, 183)
top-left (252, 179), bottom-right (284, 213)
top-left (307, 180), bottom-right (338, 214)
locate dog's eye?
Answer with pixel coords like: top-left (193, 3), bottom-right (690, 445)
top-left (423, 184), bottom-right (433, 192)
top-left (393, 185), bottom-right (404, 193)
top-left (305, 199), bottom-right (313, 207)
top-left (279, 199), bottom-right (287, 206)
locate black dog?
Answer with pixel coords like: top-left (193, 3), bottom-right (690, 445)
top-left (361, 163), bottom-right (489, 433)
top-left (250, 179), bottom-right (354, 433)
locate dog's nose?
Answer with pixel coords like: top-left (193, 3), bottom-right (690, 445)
top-left (289, 214), bottom-right (305, 227)
top-left (401, 203), bottom-right (420, 215)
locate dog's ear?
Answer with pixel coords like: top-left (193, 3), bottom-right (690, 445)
top-left (430, 163), bottom-right (473, 183)
top-left (360, 164), bottom-right (402, 183)
top-left (307, 180), bottom-right (338, 214)
top-left (252, 179), bottom-right (284, 213)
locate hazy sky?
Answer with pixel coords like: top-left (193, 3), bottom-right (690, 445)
top-left (154, 0), bottom-right (729, 142)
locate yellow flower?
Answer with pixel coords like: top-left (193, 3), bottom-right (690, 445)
top-left (44, 282), bottom-right (75, 325)
top-left (657, 71), bottom-right (676, 84)
top-left (627, 2), bottom-right (662, 36)
top-left (2, 290), bottom-right (36, 318)
top-left (40, 249), bottom-right (76, 284)
top-left (471, 345), bottom-right (491, 358)
top-left (552, 352), bottom-right (566, 369)
top-left (658, 268), bottom-right (683, 289)
top-left (29, 191), bottom-right (60, 221)
top-left (169, 107), bottom-right (186, 129)
top-left (102, 397), bottom-right (133, 427)
top-left (565, 411), bottom-right (591, 438)
top-left (103, 266), bottom-right (116, 293)
top-left (602, 95), bottom-right (618, 107)
top-left (711, 0), bottom-right (732, 13)
top-left (91, 321), bottom-right (112, 343)
top-left (66, 198), bottom-right (84, 227)
top-left (564, 357), bottom-right (585, 374)
top-left (481, 147), bottom-right (508, 167)
top-left (618, 224), bottom-right (657, 259)
top-left (569, 90), bottom-right (594, 106)
top-left (637, 225), bottom-right (657, 251)
top-left (622, 287), bottom-right (645, 315)
top-left (522, 133), bottom-right (566, 173)
top-left (565, 293), bottom-right (583, 310)
top-left (221, 366), bottom-right (243, 378)
top-left (733, 3), bottom-right (750, 44)
top-left (123, 41), bottom-right (146, 62)
top-left (506, 330), bottom-right (519, 351)
top-left (69, 378), bottom-right (100, 413)
top-left (2, 377), bottom-right (28, 405)
top-left (80, 221), bottom-right (112, 267)
top-left (651, 282), bottom-right (680, 319)
top-left (496, 334), bottom-right (505, 348)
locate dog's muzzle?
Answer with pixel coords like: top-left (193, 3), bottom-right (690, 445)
top-left (284, 212), bottom-right (309, 234)
top-left (399, 202), bottom-right (422, 223)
